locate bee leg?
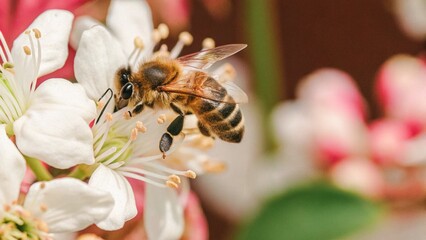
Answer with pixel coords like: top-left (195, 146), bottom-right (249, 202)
top-left (160, 109), bottom-right (185, 158)
top-left (170, 103), bottom-right (184, 115)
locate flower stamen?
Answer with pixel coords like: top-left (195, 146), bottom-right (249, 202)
top-left (170, 31), bottom-right (193, 59)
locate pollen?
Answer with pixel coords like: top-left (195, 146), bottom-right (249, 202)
top-left (23, 46), bottom-right (31, 55)
top-left (179, 32), bottom-right (193, 45)
top-left (105, 113), bottom-right (113, 121)
top-left (131, 128), bottom-right (138, 141)
top-left (202, 37), bottom-right (215, 49)
top-left (136, 121), bottom-right (147, 133)
top-left (168, 174), bottom-right (181, 184)
top-left (32, 28), bottom-right (41, 39)
top-left (166, 180), bottom-right (179, 189)
top-left (158, 23), bottom-right (169, 39)
top-left (157, 114), bottom-right (167, 124)
top-left (152, 29), bottom-right (162, 43)
top-left (185, 170), bottom-right (197, 179)
top-left (134, 36), bottom-right (144, 50)
top-left (39, 203), bottom-right (48, 212)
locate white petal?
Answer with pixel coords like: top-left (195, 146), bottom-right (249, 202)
top-left (107, 0), bottom-right (154, 56)
top-left (30, 79), bottom-right (97, 122)
top-left (24, 178), bottom-right (114, 233)
top-left (70, 16), bottom-right (102, 49)
top-left (144, 184), bottom-right (184, 240)
top-left (14, 79), bottom-right (96, 169)
top-left (89, 164), bottom-right (137, 230)
top-left (0, 125), bottom-right (26, 204)
top-left (12, 10), bottom-right (73, 78)
top-left (75, 25), bottom-right (127, 101)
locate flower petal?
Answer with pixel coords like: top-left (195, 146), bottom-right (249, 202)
top-left (0, 125), bottom-right (26, 204)
top-left (70, 16), bottom-right (102, 49)
top-left (89, 164), bottom-right (137, 230)
top-left (24, 178), bottom-right (114, 233)
top-left (106, 0), bottom-right (153, 56)
top-left (75, 25), bottom-right (126, 100)
top-left (14, 79), bottom-right (96, 169)
top-left (144, 184), bottom-right (184, 240)
top-left (12, 10), bottom-right (73, 79)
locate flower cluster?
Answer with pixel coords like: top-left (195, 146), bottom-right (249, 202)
top-left (275, 55), bottom-right (426, 202)
top-left (0, 0), bottom-right (241, 239)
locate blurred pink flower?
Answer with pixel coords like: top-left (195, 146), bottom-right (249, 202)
top-left (376, 54), bottom-right (426, 135)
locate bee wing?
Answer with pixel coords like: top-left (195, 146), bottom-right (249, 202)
top-left (177, 44), bottom-right (247, 70)
top-left (158, 72), bottom-right (248, 104)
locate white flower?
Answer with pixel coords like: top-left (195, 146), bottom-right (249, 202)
top-left (72, 1), bottom-right (229, 237)
top-left (0, 10), bottom-right (96, 169)
top-left (74, 25), bottom-right (194, 234)
top-left (0, 124), bottom-right (114, 239)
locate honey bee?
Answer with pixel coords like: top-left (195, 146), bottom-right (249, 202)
top-left (114, 44), bottom-right (248, 155)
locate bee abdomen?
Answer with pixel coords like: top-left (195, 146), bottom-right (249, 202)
top-left (194, 99), bottom-right (244, 143)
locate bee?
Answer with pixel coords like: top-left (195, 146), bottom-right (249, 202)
top-left (114, 44), bottom-right (248, 156)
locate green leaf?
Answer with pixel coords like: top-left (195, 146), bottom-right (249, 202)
top-left (237, 182), bottom-right (382, 240)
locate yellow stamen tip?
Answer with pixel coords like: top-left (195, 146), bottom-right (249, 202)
top-left (33, 28), bottom-right (41, 38)
top-left (24, 30), bottom-right (31, 34)
top-left (157, 114), bottom-right (167, 124)
top-left (37, 220), bottom-right (49, 232)
top-left (40, 182), bottom-right (46, 189)
top-left (96, 101), bottom-right (105, 110)
top-left (136, 121), bottom-right (147, 133)
top-left (40, 203), bottom-right (48, 212)
top-left (134, 37), bottom-right (144, 49)
top-left (166, 180), bottom-right (179, 189)
top-left (185, 170), bottom-right (197, 179)
top-left (203, 161), bottom-right (227, 173)
top-left (158, 23), bottom-right (169, 39)
top-left (152, 29), bottom-right (162, 43)
top-left (23, 46), bottom-right (31, 55)
top-left (168, 174), bottom-right (181, 184)
top-left (224, 63), bottom-right (236, 79)
top-left (202, 37), bottom-right (215, 49)
top-left (131, 128), bottom-right (138, 141)
top-left (3, 204), bottom-right (10, 211)
top-left (3, 62), bottom-right (14, 69)
top-left (105, 113), bottom-right (113, 121)
top-left (179, 32), bottom-right (193, 45)
top-left (123, 111), bottom-right (132, 120)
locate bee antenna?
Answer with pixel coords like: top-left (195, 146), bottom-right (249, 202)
top-left (96, 88), bottom-right (114, 124)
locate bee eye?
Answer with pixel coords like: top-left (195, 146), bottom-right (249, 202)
top-left (121, 82), bottom-right (134, 100)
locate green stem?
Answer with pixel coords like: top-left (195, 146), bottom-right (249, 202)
top-left (68, 164), bottom-right (97, 180)
top-left (245, 0), bottom-right (282, 153)
top-left (25, 156), bottom-right (52, 181)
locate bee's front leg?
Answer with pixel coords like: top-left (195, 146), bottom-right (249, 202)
top-left (159, 104), bottom-right (185, 158)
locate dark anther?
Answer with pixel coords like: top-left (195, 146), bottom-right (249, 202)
top-left (159, 133), bottom-right (173, 154)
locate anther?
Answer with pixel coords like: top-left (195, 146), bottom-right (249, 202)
top-left (23, 46), bottom-right (31, 55)
top-left (37, 220), bottom-right (49, 232)
top-left (179, 32), bottom-right (193, 45)
top-left (157, 114), bottom-right (167, 124)
top-left (168, 174), bottom-right (181, 184)
top-left (185, 170), bottom-right (197, 179)
top-left (202, 38), bottom-right (215, 49)
top-left (158, 23), bottom-right (169, 39)
top-left (124, 111), bottom-right (132, 120)
top-left (24, 30), bottom-right (31, 34)
top-left (134, 37), bottom-right (144, 49)
top-left (131, 128), bottom-right (138, 141)
top-left (166, 180), bottom-right (179, 189)
top-left (152, 29), bottom-right (162, 43)
top-left (224, 63), bottom-right (236, 79)
top-left (105, 113), bottom-right (113, 122)
top-left (96, 101), bottom-right (105, 110)
top-left (203, 161), bottom-right (226, 173)
top-left (32, 28), bottom-right (41, 39)
top-left (11, 200), bottom-right (18, 205)
top-left (2, 62), bottom-right (13, 69)
top-left (40, 182), bottom-right (46, 189)
top-left (136, 121), bottom-right (147, 133)
top-left (3, 204), bottom-right (10, 211)
top-left (39, 203), bottom-right (48, 212)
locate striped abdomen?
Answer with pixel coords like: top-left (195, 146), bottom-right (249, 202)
top-left (189, 78), bottom-right (244, 143)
